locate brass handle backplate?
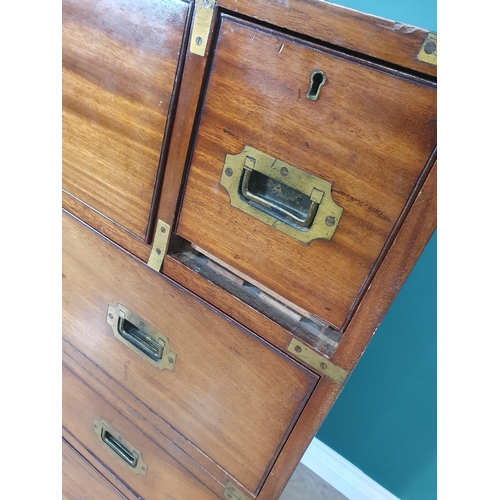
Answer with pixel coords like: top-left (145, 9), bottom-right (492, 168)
top-left (107, 304), bottom-right (176, 372)
top-left (221, 145), bottom-right (343, 244)
top-left (93, 418), bottom-right (147, 475)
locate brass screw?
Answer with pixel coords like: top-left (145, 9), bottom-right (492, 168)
top-left (325, 216), bottom-right (335, 226)
top-left (320, 362), bottom-right (327, 369)
top-left (295, 345), bottom-right (302, 353)
top-left (280, 167), bottom-right (289, 176)
top-left (160, 226), bottom-right (166, 233)
top-left (225, 167), bottom-right (233, 177)
top-left (424, 41), bottom-right (436, 54)
top-left (195, 36), bottom-right (202, 46)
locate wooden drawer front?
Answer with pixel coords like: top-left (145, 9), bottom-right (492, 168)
top-left (62, 0), bottom-right (189, 240)
top-left (176, 15), bottom-right (437, 330)
top-left (62, 212), bottom-right (318, 494)
top-left (63, 439), bottom-right (134, 500)
top-left (63, 362), bottom-right (220, 500)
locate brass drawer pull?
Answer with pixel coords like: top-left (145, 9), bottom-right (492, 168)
top-left (102, 429), bottom-right (138, 467)
top-left (221, 145), bottom-right (343, 244)
top-left (107, 304), bottom-right (177, 372)
top-left (241, 168), bottom-right (319, 228)
top-left (117, 316), bottom-right (163, 362)
top-left (93, 419), bottom-right (147, 475)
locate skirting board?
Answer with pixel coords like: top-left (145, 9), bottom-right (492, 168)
top-left (300, 438), bottom-right (400, 500)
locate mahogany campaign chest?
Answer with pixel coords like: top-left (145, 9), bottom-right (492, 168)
top-left (62, 0), bottom-right (437, 498)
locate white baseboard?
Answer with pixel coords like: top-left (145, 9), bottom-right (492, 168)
top-left (300, 438), bottom-right (400, 500)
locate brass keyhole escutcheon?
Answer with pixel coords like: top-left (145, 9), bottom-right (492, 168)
top-left (306, 70), bottom-right (326, 101)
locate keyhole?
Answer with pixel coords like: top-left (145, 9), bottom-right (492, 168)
top-left (306, 70), bottom-right (327, 101)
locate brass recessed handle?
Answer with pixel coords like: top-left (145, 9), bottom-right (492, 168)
top-left (117, 316), bottom-right (164, 362)
top-left (241, 168), bottom-right (320, 228)
top-left (101, 429), bottom-right (139, 468)
top-left (221, 145), bottom-right (343, 244)
top-left (107, 304), bottom-right (176, 372)
top-left (93, 419), bottom-right (148, 475)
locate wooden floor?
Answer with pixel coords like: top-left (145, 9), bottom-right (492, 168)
top-left (279, 463), bottom-right (348, 500)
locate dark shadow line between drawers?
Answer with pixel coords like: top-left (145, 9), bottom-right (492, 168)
top-left (63, 190), bottom-right (147, 243)
top-left (144, 0), bottom-right (196, 245)
top-left (168, 8), bottom-right (223, 239)
top-left (63, 347), bottom-right (226, 498)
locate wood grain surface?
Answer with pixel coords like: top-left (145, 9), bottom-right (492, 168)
top-left (256, 377), bottom-right (341, 499)
top-left (176, 15), bottom-right (437, 330)
top-left (63, 427), bottom-right (140, 500)
top-left (62, 0), bottom-right (189, 240)
top-left (157, 52), bottom-right (212, 229)
top-left (62, 361), bottom-right (221, 500)
top-left (217, 0), bottom-right (437, 77)
top-left (62, 211), bottom-right (318, 494)
top-left (63, 342), bottom-right (229, 497)
top-left (63, 438), bottom-right (131, 500)
top-left (332, 161), bottom-right (437, 371)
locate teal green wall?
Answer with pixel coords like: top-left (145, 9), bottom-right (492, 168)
top-left (316, 2), bottom-right (436, 499)
top-left (316, 232), bottom-right (436, 499)
top-left (325, 0), bottom-right (437, 32)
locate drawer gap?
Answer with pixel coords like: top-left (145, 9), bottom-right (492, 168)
top-left (218, 10), bottom-right (437, 83)
top-left (169, 239), bottom-right (342, 357)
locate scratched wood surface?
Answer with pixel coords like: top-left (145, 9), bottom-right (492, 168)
top-left (62, 361), bottom-right (221, 500)
top-left (63, 438), bottom-right (131, 500)
top-left (62, 212), bottom-right (318, 494)
top-left (217, 0), bottom-right (437, 77)
top-left (332, 162), bottom-right (437, 371)
top-left (62, 0), bottom-right (189, 240)
top-left (176, 15), bottom-right (437, 331)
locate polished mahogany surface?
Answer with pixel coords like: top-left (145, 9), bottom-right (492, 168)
top-left (62, 0), bottom-right (189, 240)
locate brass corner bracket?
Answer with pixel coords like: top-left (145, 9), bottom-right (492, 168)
top-left (288, 339), bottom-right (348, 385)
top-left (417, 32), bottom-right (437, 66)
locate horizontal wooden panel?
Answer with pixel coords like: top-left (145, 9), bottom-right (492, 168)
top-left (177, 15), bottom-right (436, 330)
top-left (62, 212), bottom-right (317, 493)
top-left (63, 438), bottom-right (132, 500)
top-left (217, 0), bottom-right (437, 77)
top-left (63, 361), bottom-right (221, 500)
top-left (62, 0), bottom-right (189, 239)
